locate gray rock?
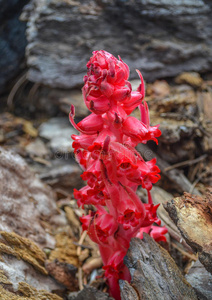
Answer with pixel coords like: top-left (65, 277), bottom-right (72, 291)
top-left (55, 89), bottom-right (89, 117)
top-left (39, 117), bottom-right (77, 154)
top-left (23, 0), bottom-right (212, 89)
top-left (38, 158), bottom-right (83, 193)
top-left (68, 286), bottom-right (113, 300)
top-left (0, 147), bottom-right (67, 248)
top-left (25, 138), bottom-right (50, 157)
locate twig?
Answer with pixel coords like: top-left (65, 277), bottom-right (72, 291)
top-left (160, 112), bottom-right (211, 137)
top-left (32, 157), bottom-right (52, 166)
top-left (78, 267), bottom-right (84, 290)
top-left (185, 113), bottom-right (211, 137)
top-left (7, 73), bottom-right (27, 107)
top-left (28, 82), bottom-right (40, 102)
top-left (171, 242), bottom-right (197, 261)
top-left (160, 112), bottom-right (186, 120)
top-left (164, 154), bottom-right (207, 172)
top-left (82, 257), bottom-right (103, 274)
top-left (77, 230), bottom-right (87, 256)
top-left (73, 242), bottom-right (93, 250)
top-left (189, 170), bottom-right (209, 194)
top-left (165, 224), bottom-right (193, 253)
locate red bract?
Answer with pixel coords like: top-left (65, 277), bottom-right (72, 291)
top-left (70, 50), bottom-right (167, 300)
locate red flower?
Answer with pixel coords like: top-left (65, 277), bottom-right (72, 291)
top-left (70, 50), bottom-right (167, 300)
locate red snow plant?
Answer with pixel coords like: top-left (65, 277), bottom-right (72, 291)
top-left (70, 50), bottom-right (167, 299)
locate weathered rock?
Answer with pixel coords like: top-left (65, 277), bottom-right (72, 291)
top-left (158, 118), bottom-right (196, 144)
top-left (68, 286), bottom-right (113, 300)
top-left (23, 0), bottom-right (212, 89)
top-left (147, 80), bottom-right (170, 99)
top-left (46, 259), bottom-right (78, 291)
top-left (120, 234), bottom-right (197, 300)
top-left (147, 82), bottom-right (196, 108)
top-left (25, 138), bottom-right (50, 157)
top-left (0, 147), bottom-right (66, 248)
top-left (0, 0), bottom-right (28, 94)
top-left (50, 89), bottom-right (89, 117)
top-left (164, 189), bottom-right (212, 274)
top-left (186, 260), bottom-right (212, 300)
top-left (38, 158), bottom-right (83, 193)
top-left (39, 117), bottom-right (77, 154)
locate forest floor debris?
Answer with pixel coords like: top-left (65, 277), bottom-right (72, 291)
top-left (0, 72), bottom-right (212, 299)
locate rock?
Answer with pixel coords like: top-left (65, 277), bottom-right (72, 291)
top-left (68, 286), bottom-right (113, 300)
top-left (0, 0), bottom-right (28, 94)
top-left (38, 158), bottom-right (83, 193)
top-left (148, 84), bottom-right (196, 113)
top-left (120, 234), bottom-right (197, 300)
top-left (0, 231), bottom-right (63, 299)
top-left (130, 79), bottom-right (144, 92)
top-left (25, 138), bottom-right (50, 157)
top-left (23, 0), bottom-right (212, 89)
top-left (52, 89), bottom-right (89, 117)
top-left (164, 189), bottom-right (212, 275)
top-left (147, 80), bottom-right (170, 99)
top-left (158, 118), bottom-right (196, 144)
top-left (175, 72), bottom-right (203, 88)
top-left (39, 117), bottom-right (77, 154)
top-left (186, 260), bottom-right (212, 300)
top-left (0, 147), bottom-right (66, 248)
top-left (46, 260), bottom-right (78, 291)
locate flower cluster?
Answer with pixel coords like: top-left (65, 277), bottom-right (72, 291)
top-left (70, 50), bottom-right (167, 300)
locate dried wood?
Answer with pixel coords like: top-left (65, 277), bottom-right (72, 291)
top-left (120, 234), bottom-right (197, 300)
top-left (197, 87), bottom-right (212, 153)
top-left (0, 147), bottom-right (67, 248)
top-left (164, 189), bottom-right (212, 275)
top-left (150, 187), bottom-right (194, 253)
top-left (23, 0), bottom-right (212, 89)
top-left (186, 260), bottom-right (212, 300)
top-left (0, 232), bottom-right (63, 299)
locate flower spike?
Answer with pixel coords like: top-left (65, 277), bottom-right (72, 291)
top-left (70, 50), bottom-right (166, 300)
